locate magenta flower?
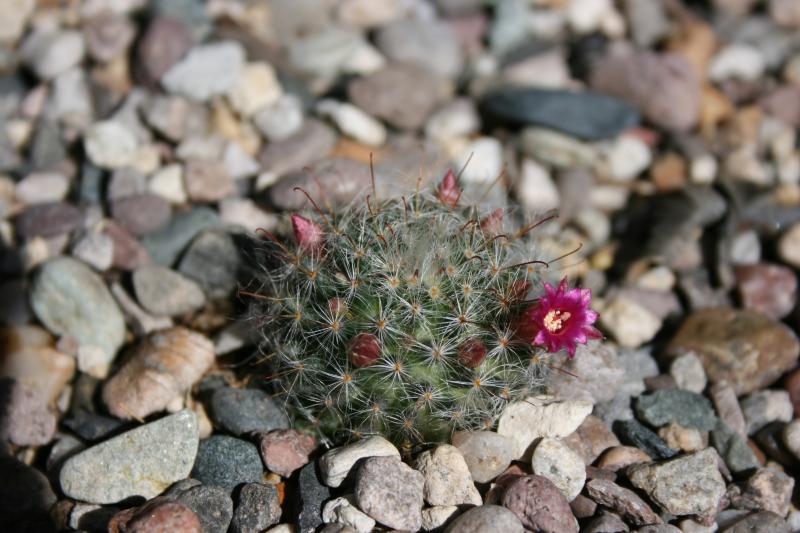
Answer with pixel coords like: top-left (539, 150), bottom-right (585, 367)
top-left (291, 214), bottom-right (324, 251)
top-left (517, 277), bottom-right (602, 358)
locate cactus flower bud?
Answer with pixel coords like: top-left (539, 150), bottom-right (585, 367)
top-left (458, 337), bottom-right (487, 368)
top-left (438, 169), bottom-right (460, 208)
top-left (291, 214), bottom-right (324, 251)
top-left (348, 333), bottom-right (381, 368)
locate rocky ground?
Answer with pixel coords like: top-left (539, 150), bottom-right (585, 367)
top-left (3, 0), bottom-right (800, 532)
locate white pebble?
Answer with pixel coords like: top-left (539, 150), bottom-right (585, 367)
top-left (319, 435), bottom-right (400, 488)
top-left (606, 134), bottom-right (652, 182)
top-left (148, 164), bottom-right (187, 204)
top-left (531, 437), bottom-right (586, 501)
top-left (455, 137), bottom-right (503, 184)
top-left (254, 94), bottom-right (305, 142)
top-left (317, 99), bottom-right (387, 147)
top-left (227, 62), bottom-right (283, 117)
top-left (15, 172), bottom-right (70, 204)
top-left (84, 120), bottom-right (138, 170)
top-left (709, 44), bottom-right (766, 82)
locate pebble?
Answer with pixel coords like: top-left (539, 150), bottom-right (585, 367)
top-left (191, 435), bottom-right (265, 494)
top-left (162, 41), bottom-right (246, 102)
top-left (60, 410), bottom-right (199, 504)
top-left (770, 0), bottom-right (800, 27)
top-left (782, 419), bottom-right (800, 460)
top-left (316, 99), bottom-right (387, 147)
top-left (30, 256), bottom-right (125, 369)
top-left (497, 395), bottom-right (592, 459)
top-left (709, 44), bottom-right (766, 82)
top-left (550, 342), bottom-right (625, 405)
top-left (111, 193), bottom-right (172, 235)
top-left (322, 495), bottom-right (375, 533)
top-left (21, 29), bottom-right (85, 80)
top-left (711, 420), bottom-right (762, 474)
top-left (0, 378), bottom-right (56, 446)
top-left (254, 94), bottom-right (305, 142)
top-left (209, 387), bottom-right (289, 436)
top-left (376, 18), bottom-right (462, 78)
top-left (421, 505), bottom-right (459, 531)
top-left (515, 158), bottom-right (561, 212)
top-left (721, 510), bottom-right (790, 533)
top-left (170, 484), bottom-right (234, 533)
top-left (183, 159), bottom-right (235, 203)
top-left (227, 62), bottom-right (282, 117)
top-left (635, 389), bottom-right (718, 431)
top-left (737, 467), bottom-right (795, 516)
top-left (710, 381), bottom-right (748, 438)
top-left (778, 223), bottom-right (800, 268)
top-left (753, 421), bottom-right (795, 467)
top-left (259, 119), bottom-right (337, 181)
top-left (669, 353), bottom-right (707, 394)
top-left (178, 229), bottom-right (240, 299)
top-left (740, 390), bottom-right (794, 435)
top-left (615, 419), bottom-right (678, 460)
top-left (414, 444), bottom-right (481, 506)
top-left (230, 483), bottom-right (281, 533)
top-left (627, 448), bottom-right (726, 518)
top-left (0, 325), bottom-right (75, 403)
top-left (141, 206), bottom-right (220, 266)
top-left (136, 17), bottom-right (193, 86)
top-left (298, 461), bottom-right (332, 533)
top-left (102, 327), bottom-right (214, 419)
top-left (425, 98), bottom-right (480, 143)
top-left (222, 142), bottom-right (260, 180)
top-left (219, 198), bottom-right (277, 233)
top-left (666, 308), bottom-right (800, 395)
top-left (14, 172), bottom-right (70, 204)
top-left (658, 422), bottom-right (708, 453)
top-left (531, 438), bottom-right (586, 501)
top-left (596, 446), bottom-right (652, 472)
top-left (287, 26), bottom-right (363, 77)
top-left (455, 136), bottom-right (503, 184)
top-left (481, 87), bottom-right (639, 141)
top-left (348, 63), bottom-right (450, 130)
top-left (113, 499), bottom-right (202, 533)
top-left (149, 164), bottom-right (188, 204)
top-left (83, 11), bottom-right (135, 63)
top-left (520, 127), bottom-right (599, 168)
top-left (319, 435), bottom-right (400, 488)
top-left (585, 478), bottom-right (661, 527)
top-left (590, 49), bottom-right (700, 132)
top-left (15, 201), bottom-right (82, 240)
top-left (106, 220), bottom-right (150, 270)
top-left (84, 120), bottom-right (138, 169)
top-left (354, 456), bottom-right (424, 532)
top-left (501, 474), bottom-right (578, 533)
top-left (562, 414), bottom-right (621, 465)
top-left (451, 430), bottom-right (515, 483)
top-left (599, 295), bottom-right (663, 348)
top-left (72, 228), bottom-right (115, 271)
top-left (0, 0), bottom-right (34, 42)
top-left (259, 429), bottom-right (316, 477)
top-left (444, 505), bottom-right (523, 533)
top-left (735, 263), bottom-right (797, 320)
top-left (132, 265), bottom-right (206, 316)
top-left (606, 134), bottom-right (652, 182)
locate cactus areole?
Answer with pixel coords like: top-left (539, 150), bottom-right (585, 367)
top-left (249, 171), bottom-right (599, 446)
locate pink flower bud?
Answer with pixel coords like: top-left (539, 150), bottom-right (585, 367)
top-left (458, 338), bottom-right (487, 368)
top-left (328, 298), bottom-right (347, 316)
top-left (291, 214), bottom-right (324, 251)
top-left (348, 333), bottom-right (381, 368)
top-left (480, 208), bottom-right (504, 235)
top-left (438, 169), bottom-right (461, 208)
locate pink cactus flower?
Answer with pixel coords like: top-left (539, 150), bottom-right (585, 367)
top-left (438, 169), bottom-right (461, 208)
top-left (291, 214), bottom-right (324, 251)
top-left (517, 277), bottom-right (602, 358)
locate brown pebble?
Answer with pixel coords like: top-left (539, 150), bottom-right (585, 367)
top-left (184, 159), bottom-right (235, 203)
top-left (259, 429), bottom-right (317, 478)
top-left (501, 475), bottom-right (577, 533)
top-left (735, 263), bottom-right (797, 320)
top-left (562, 415), bottom-right (621, 466)
top-left (585, 478), bottom-right (662, 527)
top-left (595, 446), bottom-right (652, 472)
top-left (569, 494), bottom-right (597, 519)
top-left (136, 17), bottom-right (193, 87)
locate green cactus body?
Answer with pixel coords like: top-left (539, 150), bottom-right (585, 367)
top-left (252, 186), bottom-right (552, 446)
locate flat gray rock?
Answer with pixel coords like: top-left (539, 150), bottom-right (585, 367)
top-left (59, 410), bottom-right (198, 504)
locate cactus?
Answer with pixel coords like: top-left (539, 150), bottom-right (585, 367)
top-left (248, 170), bottom-right (599, 447)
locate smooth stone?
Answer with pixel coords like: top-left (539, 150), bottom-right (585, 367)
top-left (183, 158), bottom-right (235, 202)
top-left (562, 414), bottom-right (621, 465)
top-left (60, 410), bottom-right (199, 504)
top-left (258, 119), bottom-right (337, 181)
top-left (585, 478), bottom-right (661, 526)
top-left (481, 88), bottom-right (639, 141)
top-left (444, 505), bottom-right (523, 533)
top-left (209, 387), bottom-right (289, 436)
top-left (21, 29), bottom-right (85, 80)
top-left (319, 435), bottom-right (400, 488)
top-left (298, 461), bottom-right (332, 533)
top-left (322, 495), bottom-right (375, 533)
top-left (110, 193), bottom-right (172, 236)
top-left (141, 207), bottom-right (220, 266)
top-left (421, 505), bottom-right (459, 532)
top-left (614, 419), bottom-right (678, 460)
top-left (253, 94), bottom-right (305, 142)
top-left (596, 446), bottom-right (652, 472)
top-left (710, 44), bottom-right (765, 82)
top-left (425, 97), bottom-right (480, 142)
top-left (287, 26), bottom-right (362, 77)
top-left (454, 136), bottom-right (503, 184)
top-left (72, 228), bottom-right (115, 271)
top-left (30, 257), bottom-right (125, 367)
top-left (227, 62), bottom-right (282, 117)
top-left (599, 295), bottom-right (663, 348)
top-left (549, 341), bottom-right (625, 404)
top-left (267, 157), bottom-right (371, 210)
top-left (721, 511), bottom-right (789, 533)
top-left (178, 229), bottom-right (241, 300)
top-left (316, 99), bottom-right (386, 147)
top-left (628, 448), bottom-right (726, 518)
top-left (169, 484), bottom-right (233, 533)
top-left (711, 420), bottom-right (762, 474)
top-left (106, 221), bottom-right (150, 271)
top-left (0, 377), bottom-right (56, 446)
top-left (782, 419), bottom-right (800, 460)
top-left (0, 0), bottom-right (34, 43)
top-left (583, 512), bottom-right (629, 533)
top-left (451, 430), bottom-right (515, 483)
top-left (15, 201), bottom-right (82, 240)
top-left (606, 133), bottom-right (652, 182)
top-left (230, 483), bottom-right (281, 533)
top-left (83, 11), bottom-right (135, 63)
top-left (531, 438), bottom-right (586, 501)
top-left (414, 444), bottom-right (481, 506)
top-left (111, 498), bottom-right (202, 533)
top-left (149, 164), bottom-right (188, 204)
top-left (259, 429), bottom-right (316, 477)
top-left (191, 435), bottom-right (265, 494)
top-left (219, 198), bottom-right (278, 234)
top-left (354, 456), bottom-right (424, 532)
top-left (102, 327), bottom-right (214, 419)
top-left (375, 18), bottom-right (463, 78)
top-left (669, 353), bottom-right (707, 394)
top-left (84, 120), bottom-right (138, 169)
top-left (635, 389), bottom-right (718, 431)
top-left (162, 41), bottom-right (245, 102)
top-left (497, 395), bottom-right (593, 459)
top-left (15, 172), bottom-right (70, 204)
top-left (501, 475), bottom-right (578, 533)
top-left (0, 325), bottom-right (75, 403)
top-left (735, 263), bottom-right (797, 320)
top-left (136, 17), bottom-right (193, 86)
top-left (740, 390), bottom-right (794, 435)
top-left (666, 308), bottom-right (800, 396)
top-left (520, 127), bottom-right (599, 169)
top-left (132, 265), bottom-right (205, 317)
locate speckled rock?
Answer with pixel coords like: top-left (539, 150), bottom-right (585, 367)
top-left (666, 309), bottom-right (800, 395)
top-left (414, 444), bottom-right (481, 506)
top-left (354, 456), bottom-right (424, 531)
top-left (452, 430), bottom-right (515, 483)
top-left (230, 483), bottom-right (281, 533)
top-left (298, 461), bottom-right (331, 533)
top-left (627, 448), bottom-right (726, 517)
top-left (191, 435), bottom-right (265, 494)
top-left (585, 479), bottom-right (662, 526)
top-left (60, 410), bottom-right (199, 504)
top-left (444, 505), bottom-right (523, 533)
top-left (501, 475), bottom-right (578, 533)
top-left (721, 510), bottom-right (789, 532)
top-left (562, 415), bottom-right (621, 465)
top-left (209, 387), bottom-right (289, 436)
top-left (635, 389), bottom-right (718, 431)
top-left (740, 390), bottom-right (794, 435)
top-left (170, 484), bottom-right (233, 533)
top-left (259, 429), bottom-right (317, 477)
top-left (531, 438), bottom-right (586, 501)
top-left (319, 435), bottom-right (400, 488)
top-left (0, 377), bottom-right (56, 446)
top-left (736, 467), bottom-right (794, 516)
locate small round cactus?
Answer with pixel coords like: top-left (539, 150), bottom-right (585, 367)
top-left (248, 170), bottom-right (599, 446)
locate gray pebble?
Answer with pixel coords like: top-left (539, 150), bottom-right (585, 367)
top-left (191, 435), bottom-right (265, 494)
top-left (209, 387), bottom-right (290, 436)
top-left (178, 229), bottom-right (242, 299)
top-left (231, 483), bottom-right (281, 533)
top-left (132, 265), bottom-right (205, 316)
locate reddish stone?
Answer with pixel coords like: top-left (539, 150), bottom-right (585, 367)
top-left (105, 221), bottom-right (150, 270)
top-left (501, 475), bottom-right (577, 533)
top-left (126, 500), bottom-right (201, 533)
top-left (735, 263), bottom-right (797, 320)
top-left (136, 17), bottom-right (193, 87)
top-left (111, 193), bottom-right (172, 236)
top-left (259, 429), bottom-right (317, 477)
top-left (562, 415), bottom-right (620, 466)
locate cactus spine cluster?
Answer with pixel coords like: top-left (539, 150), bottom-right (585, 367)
top-left (251, 171), bottom-right (557, 446)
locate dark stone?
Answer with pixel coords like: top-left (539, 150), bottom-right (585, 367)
top-left (191, 436), bottom-right (266, 494)
top-left (30, 120), bottom-right (66, 170)
top-left (614, 419), bottom-right (678, 460)
top-left (711, 420), bottom-right (761, 475)
top-left (62, 409), bottom-right (128, 442)
top-left (172, 484), bottom-right (233, 533)
top-left (209, 387), bottom-right (290, 437)
top-left (481, 87), bottom-right (639, 140)
top-left (0, 455), bottom-right (57, 532)
top-left (635, 389), bottom-right (718, 431)
top-left (754, 422), bottom-right (797, 468)
top-left (297, 461), bottom-right (331, 533)
top-left (110, 193), bottom-right (172, 236)
top-left (15, 202), bottom-right (82, 240)
top-left (141, 207), bottom-right (220, 266)
top-left (722, 510), bottom-right (789, 533)
top-left (135, 17), bottom-right (193, 87)
top-left (230, 483), bottom-right (281, 533)
top-left (178, 229), bottom-right (241, 299)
